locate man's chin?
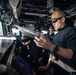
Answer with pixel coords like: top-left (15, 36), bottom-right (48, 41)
top-left (55, 29), bottom-right (58, 30)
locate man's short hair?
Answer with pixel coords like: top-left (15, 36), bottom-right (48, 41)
top-left (50, 10), bottom-right (66, 20)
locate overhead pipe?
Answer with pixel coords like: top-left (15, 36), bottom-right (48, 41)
top-left (23, 12), bottom-right (48, 17)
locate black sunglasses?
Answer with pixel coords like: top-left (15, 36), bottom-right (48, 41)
top-left (51, 17), bottom-right (62, 24)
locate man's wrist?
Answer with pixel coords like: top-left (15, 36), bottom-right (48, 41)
top-left (52, 45), bottom-right (59, 53)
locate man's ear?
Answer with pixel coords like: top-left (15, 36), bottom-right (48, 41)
top-left (62, 17), bottom-right (65, 22)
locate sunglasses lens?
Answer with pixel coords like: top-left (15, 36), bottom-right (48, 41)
top-left (52, 19), bottom-right (58, 23)
top-left (51, 17), bottom-right (62, 24)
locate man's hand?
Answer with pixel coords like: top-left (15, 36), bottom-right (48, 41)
top-left (34, 35), bottom-right (55, 50)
